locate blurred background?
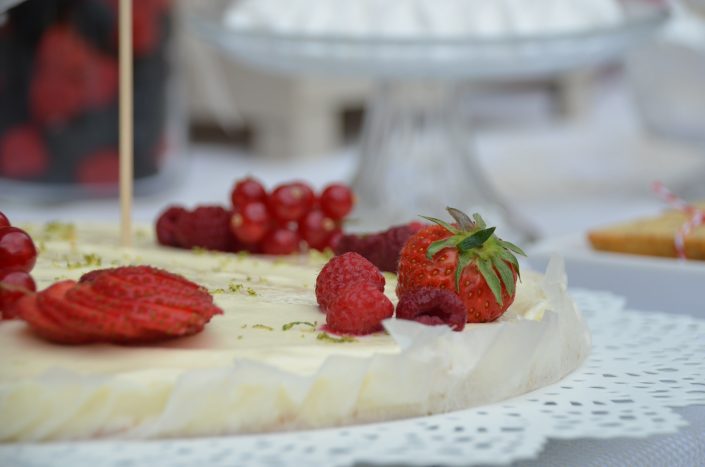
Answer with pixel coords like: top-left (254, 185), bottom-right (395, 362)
top-left (0, 0), bottom-right (704, 241)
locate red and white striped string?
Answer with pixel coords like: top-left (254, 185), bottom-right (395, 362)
top-left (652, 181), bottom-right (705, 259)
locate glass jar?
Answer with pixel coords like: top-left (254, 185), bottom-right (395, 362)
top-left (0, 0), bottom-right (184, 199)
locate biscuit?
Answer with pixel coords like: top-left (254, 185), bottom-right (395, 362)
top-left (587, 204), bottom-right (705, 260)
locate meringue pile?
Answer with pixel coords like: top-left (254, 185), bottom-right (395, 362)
top-left (225, 0), bottom-right (624, 38)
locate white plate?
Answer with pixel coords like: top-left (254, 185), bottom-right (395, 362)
top-left (527, 233), bottom-right (705, 317)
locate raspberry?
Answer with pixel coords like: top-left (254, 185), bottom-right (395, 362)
top-left (396, 288), bottom-right (466, 331)
top-left (334, 222), bottom-right (425, 273)
top-left (174, 206), bottom-right (236, 252)
top-left (326, 282), bottom-right (393, 335)
top-left (315, 252), bottom-right (385, 312)
top-left (155, 205), bottom-right (187, 247)
top-left (16, 266), bottom-right (222, 344)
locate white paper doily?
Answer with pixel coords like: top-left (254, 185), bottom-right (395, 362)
top-left (2, 289), bottom-right (704, 467)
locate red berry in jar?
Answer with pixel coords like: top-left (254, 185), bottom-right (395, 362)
top-left (268, 182), bottom-right (315, 222)
top-left (261, 227), bottom-right (301, 255)
top-left (76, 150), bottom-right (120, 185)
top-left (0, 125), bottom-right (49, 179)
top-left (298, 210), bottom-right (337, 251)
top-left (0, 227), bottom-right (38, 273)
top-left (30, 25), bottom-right (92, 126)
top-left (0, 211), bottom-right (9, 229)
top-left (320, 184), bottom-right (355, 220)
top-left (0, 270), bottom-right (36, 319)
top-left (230, 177), bottom-right (267, 208)
top-left (230, 201), bottom-right (271, 245)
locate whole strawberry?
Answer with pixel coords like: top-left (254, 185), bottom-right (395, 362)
top-left (396, 208), bottom-right (525, 323)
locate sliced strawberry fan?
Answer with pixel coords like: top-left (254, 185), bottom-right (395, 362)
top-left (12, 266), bottom-right (222, 345)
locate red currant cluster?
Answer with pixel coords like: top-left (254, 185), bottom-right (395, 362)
top-left (229, 178), bottom-right (354, 254)
top-left (155, 177), bottom-right (355, 255)
top-left (0, 211), bottom-right (38, 319)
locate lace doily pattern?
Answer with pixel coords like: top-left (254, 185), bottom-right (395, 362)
top-left (2, 290), bottom-right (704, 467)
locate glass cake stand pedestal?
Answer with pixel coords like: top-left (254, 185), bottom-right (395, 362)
top-left (192, 0), bottom-right (668, 242)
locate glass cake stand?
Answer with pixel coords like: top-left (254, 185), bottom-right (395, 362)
top-left (191, 0), bottom-right (668, 242)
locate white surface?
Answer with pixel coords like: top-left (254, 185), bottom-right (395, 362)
top-left (2, 290), bottom-right (704, 466)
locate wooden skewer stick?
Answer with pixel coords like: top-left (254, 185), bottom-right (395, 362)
top-left (119, 0), bottom-right (133, 247)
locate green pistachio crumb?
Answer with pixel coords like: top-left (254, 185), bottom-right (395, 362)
top-left (316, 332), bottom-right (357, 343)
top-left (252, 324), bottom-right (273, 331)
top-left (43, 221), bottom-right (76, 241)
top-left (246, 287), bottom-right (257, 296)
top-left (65, 253), bottom-right (102, 269)
top-left (282, 321), bottom-right (316, 331)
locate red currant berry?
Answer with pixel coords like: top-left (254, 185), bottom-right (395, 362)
top-left (299, 210), bottom-right (337, 251)
top-left (230, 201), bottom-right (271, 244)
top-left (320, 184), bottom-right (355, 220)
top-left (0, 227), bottom-right (38, 273)
top-left (230, 177), bottom-right (267, 209)
top-left (0, 270), bottom-right (36, 319)
top-left (0, 211), bottom-right (9, 228)
top-left (268, 182), bottom-right (315, 222)
top-left (261, 227), bottom-right (301, 255)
